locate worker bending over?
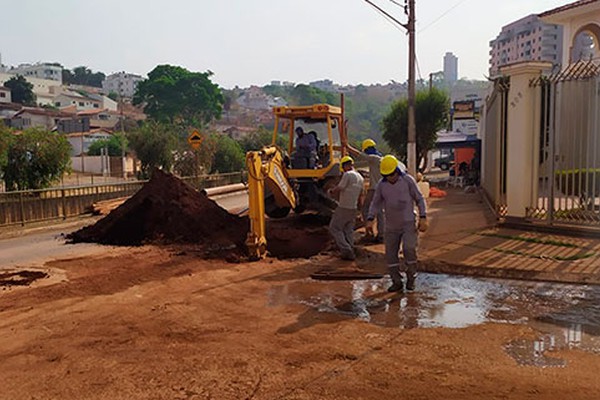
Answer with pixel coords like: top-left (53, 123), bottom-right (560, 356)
top-left (328, 156), bottom-right (364, 261)
top-left (366, 155), bottom-right (428, 291)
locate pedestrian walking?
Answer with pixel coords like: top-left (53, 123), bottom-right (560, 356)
top-left (328, 156), bottom-right (364, 260)
top-left (366, 155), bottom-right (428, 291)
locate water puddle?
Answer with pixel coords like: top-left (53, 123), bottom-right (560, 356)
top-left (267, 273), bottom-right (600, 364)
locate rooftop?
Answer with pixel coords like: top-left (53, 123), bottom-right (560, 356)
top-left (539, 0), bottom-right (600, 17)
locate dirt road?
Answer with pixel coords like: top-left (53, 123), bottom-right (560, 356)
top-left (1, 244), bottom-right (600, 400)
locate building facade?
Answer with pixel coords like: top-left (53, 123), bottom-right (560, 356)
top-left (102, 72), bottom-right (144, 98)
top-left (489, 14), bottom-right (563, 78)
top-left (0, 86), bottom-right (10, 103)
top-left (443, 52), bottom-right (458, 83)
top-left (9, 63), bottom-right (63, 83)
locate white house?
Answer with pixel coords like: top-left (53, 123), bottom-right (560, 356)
top-left (0, 73), bottom-right (61, 106)
top-left (54, 91), bottom-right (102, 111)
top-left (66, 128), bottom-right (113, 156)
top-left (9, 63), bottom-right (63, 83)
top-left (0, 86), bottom-right (10, 103)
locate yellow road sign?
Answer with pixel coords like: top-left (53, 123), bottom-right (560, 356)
top-left (188, 130), bottom-right (204, 150)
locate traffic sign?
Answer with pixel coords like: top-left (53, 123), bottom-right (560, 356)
top-left (188, 130), bottom-right (204, 150)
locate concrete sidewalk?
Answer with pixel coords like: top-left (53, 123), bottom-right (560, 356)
top-left (420, 187), bottom-right (600, 285)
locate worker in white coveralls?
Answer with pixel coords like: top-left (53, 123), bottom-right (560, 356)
top-left (366, 155), bottom-right (428, 292)
top-left (347, 138), bottom-right (407, 243)
top-left (328, 156), bottom-right (364, 261)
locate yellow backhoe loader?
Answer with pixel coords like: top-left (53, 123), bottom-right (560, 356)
top-left (245, 102), bottom-right (348, 259)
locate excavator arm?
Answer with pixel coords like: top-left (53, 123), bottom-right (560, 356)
top-left (245, 146), bottom-right (296, 259)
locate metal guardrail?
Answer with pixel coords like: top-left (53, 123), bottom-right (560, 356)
top-left (0, 171), bottom-right (247, 227)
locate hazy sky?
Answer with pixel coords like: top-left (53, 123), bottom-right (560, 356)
top-left (1, 0), bottom-right (570, 88)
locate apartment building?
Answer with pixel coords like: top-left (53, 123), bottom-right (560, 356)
top-left (489, 14), bottom-right (563, 78)
top-left (102, 72), bottom-right (144, 98)
top-left (443, 52), bottom-right (458, 83)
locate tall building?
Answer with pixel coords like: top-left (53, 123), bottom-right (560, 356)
top-left (102, 71), bottom-right (144, 99)
top-left (443, 52), bottom-right (458, 83)
top-left (489, 14), bottom-right (563, 78)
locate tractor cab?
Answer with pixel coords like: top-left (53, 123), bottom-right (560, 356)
top-left (272, 104), bottom-right (347, 179)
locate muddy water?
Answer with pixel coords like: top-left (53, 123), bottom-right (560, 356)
top-left (268, 274), bottom-right (600, 367)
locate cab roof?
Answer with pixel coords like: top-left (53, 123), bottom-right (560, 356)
top-left (273, 104), bottom-right (342, 118)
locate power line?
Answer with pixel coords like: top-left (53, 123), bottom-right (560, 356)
top-left (363, 0), bottom-right (408, 30)
top-left (419, 0), bottom-right (471, 33)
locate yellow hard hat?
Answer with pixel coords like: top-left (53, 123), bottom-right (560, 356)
top-left (361, 139), bottom-right (376, 151)
top-left (340, 155), bottom-right (354, 172)
top-left (380, 154), bottom-right (399, 176)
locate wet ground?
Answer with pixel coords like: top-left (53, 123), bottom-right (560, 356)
top-left (268, 273), bottom-right (600, 368)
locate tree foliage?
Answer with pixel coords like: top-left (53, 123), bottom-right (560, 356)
top-left (62, 66), bottom-right (106, 88)
top-left (127, 122), bottom-right (178, 179)
top-left (87, 133), bottom-right (128, 157)
top-left (211, 134), bottom-right (245, 173)
top-left (133, 65), bottom-right (224, 127)
top-left (1, 128), bottom-right (71, 191)
top-left (238, 126), bottom-right (288, 152)
top-left (263, 84), bottom-right (338, 106)
top-left (382, 88), bottom-right (449, 166)
top-left (4, 75), bottom-right (36, 106)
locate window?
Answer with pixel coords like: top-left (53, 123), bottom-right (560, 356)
top-left (79, 102), bottom-right (84, 107)
top-left (0, 92), bottom-right (5, 98)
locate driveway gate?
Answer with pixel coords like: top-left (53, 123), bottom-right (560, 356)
top-left (528, 61), bottom-right (600, 227)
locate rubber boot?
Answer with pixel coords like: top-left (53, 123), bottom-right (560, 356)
top-left (405, 263), bottom-right (417, 291)
top-left (387, 267), bottom-right (404, 292)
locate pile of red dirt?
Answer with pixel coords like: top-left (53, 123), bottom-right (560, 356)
top-left (69, 169), bottom-right (335, 260)
top-left (68, 170), bottom-right (249, 256)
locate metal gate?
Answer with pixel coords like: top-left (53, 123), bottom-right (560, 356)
top-left (528, 61), bottom-right (600, 227)
top-left (482, 77), bottom-right (510, 217)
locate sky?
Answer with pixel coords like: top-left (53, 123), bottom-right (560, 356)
top-left (0, 0), bottom-right (572, 89)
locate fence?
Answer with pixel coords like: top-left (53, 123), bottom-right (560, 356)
top-left (527, 61), bottom-right (600, 227)
top-left (0, 171), bottom-right (246, 227)
top-left (482, 77), bottom-right (510, 217)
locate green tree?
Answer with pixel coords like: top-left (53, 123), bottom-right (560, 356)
top-left (4, 75), bottom-right (36, 106)
top-left (133, 65), bottom-right (224, 127)
top-left (2, 128), bottom-right (71, 191)
top-left (63, 66), bottom-right (106, 88)
top-left (87, 133), bottom-right (128, 156)
top-left (0, 123), bottom-right (12, 177)
top-left (239, 126), bottom-right (287, 152)
top-left (382, 88), bottom-right (449, 167)
top-left (107, 91), bottom-right (119, 101)
top-left (211, 134), bottom-right (245, 173)
top-left (127, 121), bottom-right (178, 179)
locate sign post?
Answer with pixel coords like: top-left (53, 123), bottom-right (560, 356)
top-left (188, 130), bottom-right (204, 190)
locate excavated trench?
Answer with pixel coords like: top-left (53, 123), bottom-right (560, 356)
top-left (68, 170), bottom-right (331, 259)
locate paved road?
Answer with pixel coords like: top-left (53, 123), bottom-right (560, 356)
top-left (0, 190), bottom-right (249, 270)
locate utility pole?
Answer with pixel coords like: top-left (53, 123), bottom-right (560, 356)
top-left (363, 0), bottom-right (417, 173)
top-left (406, 0), bottom-right (417, 176)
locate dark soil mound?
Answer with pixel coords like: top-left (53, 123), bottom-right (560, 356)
top-left (267, 214), bottom-right (331, 259)
top-left (68, 170), bottom-right (249, 254)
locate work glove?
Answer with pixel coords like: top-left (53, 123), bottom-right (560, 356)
top-left (418, 217), bottom-right (429, 233)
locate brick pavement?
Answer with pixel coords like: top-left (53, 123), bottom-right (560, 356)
top-left (420, 186), bottom-right (600, 285)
